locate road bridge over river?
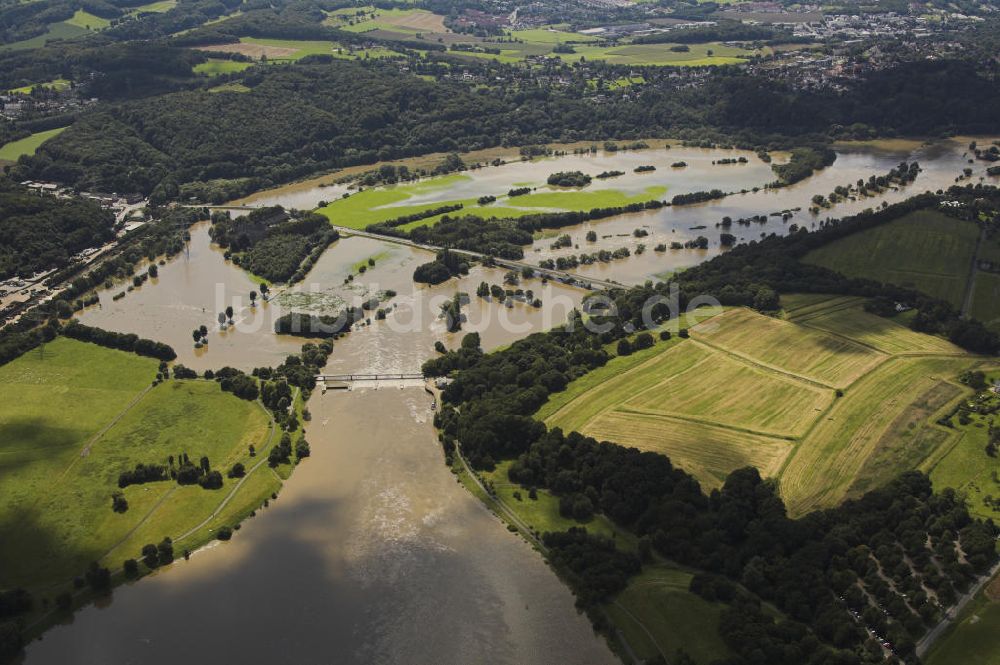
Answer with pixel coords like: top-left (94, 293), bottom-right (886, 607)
top-left (316, 372), bottom-right (427, 391)
top-left (327, 225), bottom-right (623, 291)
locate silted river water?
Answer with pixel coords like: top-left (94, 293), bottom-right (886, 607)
top-left (20, 137), bottom-right (1000, 664)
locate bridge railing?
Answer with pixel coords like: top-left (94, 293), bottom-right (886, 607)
top-left (318, 373), bottom-right (424, 381)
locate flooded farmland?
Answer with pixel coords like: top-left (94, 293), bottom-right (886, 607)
top-left (23, 135), bottom-right (999, 664)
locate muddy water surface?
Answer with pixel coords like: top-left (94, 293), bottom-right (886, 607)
top-left (23, 389), bottom-right (613, 664)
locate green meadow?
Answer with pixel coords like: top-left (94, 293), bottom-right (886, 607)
top-left (8, 78), bottom-right (71, 94)
top-left (207, 82), bottom-right (251, 93)
top-left (926, 369), bottom-right (1000, 522)
top-left (236, 37), bottom-right (403, 61)
top-left (0, 126), bottom-right (69, 162)
top-left (454, 33), bottom-right (754, 66)
top-left (129, 0), bottom-right (177, 13)
top-left (0, 338), bottom-right (273, 592)
top-left (804, 209), bottom-right (981, 308)
top-left (64, 9), bottom-right (110, 30)
top-left (608, 565), bottom-right (733, 664)
top-left (925, 575), bottom-right (1000, 665)
top-left (194, 59), bottom-right (253, 76)
top-left (316, 172), bottom-right (667, 230)
top-left (0, 21), bottom-right (88, 51)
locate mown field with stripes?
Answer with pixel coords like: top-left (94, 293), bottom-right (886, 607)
top-left (544, 294), bottom-right (984, 515)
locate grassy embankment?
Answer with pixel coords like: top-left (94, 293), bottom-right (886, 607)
top-left (804, 208), bottom-right (1000, 330)
top-left (0, 338), bottom-right (282, 616)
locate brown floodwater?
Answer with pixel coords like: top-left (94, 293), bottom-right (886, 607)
top-left (76, 224), bottom-right (584, 372)
top-left (241, 137), bottom-right (999, 285)
top-left (22, 388), bottom-right (614, 665)
top-left (523, 136), bottom-right (997, 283)
top-left (31, 136), bottom-right (997, 664)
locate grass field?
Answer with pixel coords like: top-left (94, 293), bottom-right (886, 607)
top-left (691, 306), bottom-right (887, 388)
top-left (926, 574), bottom-right (1000, 665)
top-left (779, 355), bottom-right (975, 514)
top-left (338, 8), bottom-right (446, 34)
top-left (608, 565), bottom-right (733, 664)
top-left (8, 78), bottom-right (71, 94)
top-left (64, 9), bottom-right (110, 29)
top-left (194, 58), bottom-right (253, 76)
top-left (0, 21), bottom-right (88, 51)
top-left (198, 37), bottom-right (402, 62)
top-left (0, 126), bottom-right (69, 162)
top-left (451, 30), bottom-right (753, 66)
top-left (316, 172), bottom-right (666, 230)
top-left (483, 461), bottom-right (629, 544)
top-left (785, 295), bottom-right (964, 355)
top-left (926, 369), bottom-right (1000, 522)
top-left (0, 338), bottom-right (273, 592)
top-left (208, 82), bottom-right (251, 93)
top-left (803, 209), bottom-right (981, 308)
top-left (543, 296), bottom-right (978, 509)
top-left (970, 271), bottom-right (1000, 331)
top-left (555, 42), bottom-right (752, 67)
top-left (129, 0), bottom-right (177, 13)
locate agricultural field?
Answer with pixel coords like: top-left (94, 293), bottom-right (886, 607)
top-left (803, 209), bottom-right (981, 308)
top-left (543, 296), bottom-right (980, 511)
top-left (335, 7), bottom-right (447, 34)
top-left (7, 78), bottom-right (71, 94)
top-left (64, 9), bottom-right (110, 30)
top-left (453, 36), bottom-right (756, 66)
top-left (197, 37), bottom-right (402, 62)
top-left (554, 42), bottom-right (754, 67)
top-left (128, 0), bottom-right (177, 13)
top-left (784, 293), bottom-right (964, 355)
top-left (194, 58), bottom-right (253, 76)
top-left (0, 338), bottom-right (273, 593)
top-left (0, 126), bottom-right (69, 162)
top-left (970, 271), bottom-right (1000, 331)
top-left (315, 172), bottom-right (667, 230)
top-left (608, 565), bottom-right (733, 665)
top-left (0, 21), bottom-right (88, 51)
top-left (692, 306), bottom-right (887, 388)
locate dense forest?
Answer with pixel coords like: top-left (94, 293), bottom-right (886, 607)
top-left (14, 57), bottom-right (1000, 199)
top-left (0, 178), bottom-right (115, 280)
top-left (428, 293), bottom-right (998, 664)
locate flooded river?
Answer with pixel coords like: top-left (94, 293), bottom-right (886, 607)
top-left (242, 136), bottom-right (999, 284)
top-left (25, 135), bottom-right (998, 664)
top-left (23, 388), bottom-right (613, 664)
top-left (77, 224), bottom-right (584, 372)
